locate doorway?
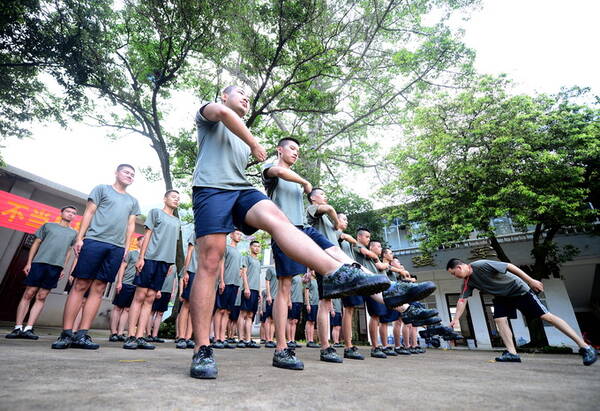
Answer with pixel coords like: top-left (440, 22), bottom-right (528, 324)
top-left (446, 293), bottom-right (476, 347)
top-left (0, 233), bottom-right (34, 320)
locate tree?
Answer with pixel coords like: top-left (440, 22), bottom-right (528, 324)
top-left (382, 76), bottom-right (599, 345)
top-left (0, 0), bottom-right (115, 164)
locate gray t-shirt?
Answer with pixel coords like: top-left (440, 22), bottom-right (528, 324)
top-left (304, 278), bottom-right (319, 305)
top-left (86, 184), bottom-right (140, 247)
top-left (291, 275), bottom-right (304, 303)
top-left (224, 245), bottom-right (243, 286)
top-left (144, 208), bottom-right (181, 264)
top-left (262, 163), bottom-right (306, 226)
top-left (122, 250), bottom-right (139, 285)
top-left (386, 269), bottom-right (399, 282)
top-left (336, 231), bottom-right (355, 260)
top-left (460, 260), bottom-right (529, 298)
top-left (332, 298), bottom-right (342, 313)
top-left (306, 204), bottom-right (339, 244)
top-left (160, 266), bottom-right (178, 293)
top-left (186, 231), bottom-right (198, 274)
top-left (192, 106), bottom-right (254, 190)
top-left (353, 244), bottom-right (380, 274)
top-left (243, 255), bottom-right (261, 291)
top-left (32, 223), bottom-right (77, 267)
top-left (265, 267), bottom-right (278, 298)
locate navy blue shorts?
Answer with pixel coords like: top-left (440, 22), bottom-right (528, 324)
top-left (24, 263), bottom-right (62, 290)
top-left (263, 301), bottom-right (273, 319)
top-left (342, 295), bottom-right (364, 308)
top-left (272, 226), bottom-right (334, 277)
top-left (72, 239), bottom-right (124, 283)
top-left (229, 305), bottom-right (241, 321)
top-left (380, 309), bottom-right (401, 323)
top-left (216, 284), bottom-right (239, 311)
top-left (288, 302), bottom-right (302, 320)
top-left (331, 312), bottom-right (342, 327)
top-left (192, 187), bottom-right (268, 238)
top-left (240, 289), bottom-right (260, 313)
top-left (152, 292), bottom-right (171, 312)
top-left (366, 296), bottom-right (388, 318)
top-left (306, 304), bottom-right (318, 322)
top-left (181, 271), bottom-right (195, 301)
top-left (112, 283), bottom-right (136, 308)
top-left (134, 259), bottom-right (170, 291)
top-left (493, 291), bottom-right (548, 320)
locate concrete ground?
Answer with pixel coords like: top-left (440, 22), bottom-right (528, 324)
top-left (1, 327), bottom-right (598, 410)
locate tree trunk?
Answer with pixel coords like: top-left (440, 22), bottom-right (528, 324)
top-left (489, 235), bottom-right (511, 263)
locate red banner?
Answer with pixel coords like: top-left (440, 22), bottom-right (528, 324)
top-left (0, 190), bottom-right (83, 233)
top-left (0, 190), bottom-right (141, 250)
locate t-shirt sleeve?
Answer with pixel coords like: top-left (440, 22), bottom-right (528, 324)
top-left (196, 103), bottom-right (218, 126)
top-left (241, 255), bottom-right (248, 268)
top-left (34, 224), bottom-right (46, 240)
top-left (265, 269), bottom-right (273, 282)
top-left (145, 209), bottom-right (160, 230)
top-left (261, 164), bottom-right (278, 196)
top-left (88, 185), bottom-right (104, 205)
top-left (353, 244), bottom-right (364, 255)
top-left (306, 204), bottom-right (320, 218)
top-left (486, 261), bottom-right (509, 274)
top-left (187, 231), bottom-right (195, 246)
top-left (131, 198), bottom-right (141, 216)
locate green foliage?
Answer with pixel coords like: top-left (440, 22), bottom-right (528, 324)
top-left (383, 76), bottom-right (599, 278)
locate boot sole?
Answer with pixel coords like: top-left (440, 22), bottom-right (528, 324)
top-left (71, 345), bottom-right (99, 350)
top-left (322, 275), bottom-right (391, 299)
top-left (385, 283), bottom-right (437, 307)
top-left (272, 361), bottom-right (304, 370)
top-left (190, 368), bottom-right (218, 379)
top-left (51, 344), bottom-right (71, 349)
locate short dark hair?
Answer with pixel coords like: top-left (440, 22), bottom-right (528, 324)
top-left (382, 247), bottom-right (392, 255)
top-left (277, 137), bottom-right (300, 147)
top-left (357, 227), bottom-right (371, 235)
top-left (61, 205), bottom-right (77, 212)
top-left (117, 163), bottom-right (135, 172)
top-left (250, 240), bottom-right (260, 246)
top-left (307, 187), bottom-right (323, 204)
top-left (164, 189), bottom-right (179, 197)
top-left (368, 240), bottom-right (381, 248)
top-left (222, 85), bottom-right (239, 95)
top-left (446, 258), bottom-right (464, 270)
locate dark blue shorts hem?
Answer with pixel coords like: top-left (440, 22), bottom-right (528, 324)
top-left (24, 263), bottom-right (62, 289)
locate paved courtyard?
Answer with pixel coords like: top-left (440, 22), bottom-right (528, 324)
top-left (1, 327), bottom-right (598, 410)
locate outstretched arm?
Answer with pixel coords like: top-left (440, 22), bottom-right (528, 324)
top-left (507, 263), bottom-right (544, 293)
top-left (450, 299), bottom-right (468, 328)
top-left (266, 166), bottom-right (312, 194)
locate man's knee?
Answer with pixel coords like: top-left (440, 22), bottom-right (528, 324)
top-left (74, 278), bottom-right (92, 293)
top-left (35, 290), bottom-right (50, 302)
top-left (23, 287), bottom-right (37, 300)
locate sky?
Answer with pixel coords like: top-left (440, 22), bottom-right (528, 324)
top-left (3, 0), bottom-right (599, 212)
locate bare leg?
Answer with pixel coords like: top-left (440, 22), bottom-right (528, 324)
top-left (62, 278), bottom-right (92, 329)
top-left (73, 302), bottom-right (84, 332)
top-left (245, 203), bottom-right (340, 275)
top-left (494, 317), bottom-right (517, 354)
top-left (393, 320), bottom-right (402, 347)
top-left (332, 326), bottom-right (341, 344)
top-left (128, 287), bottom-right (149, 337)
top-left (305, 321), bottom-right (315, 342)
top-left (268, 318), bottom-right (275, 341)
top-left (237, 311), bottom-right (245, 341)
top-left (79, 280), bottom-right (108, 330)
top-left (275, 277), bottom-right (292, 350)
top-left (26, 288), bottom-right (50, 327)
top-left (15, 286), bottom-right (38, 325)
top-left (317, 299), bottom-right (331, 349)
top-left (343, 306), bottom-right (354, 348)
top-left (369, 316), bottom-right (380, 349)
top-left (379, 323), bottom-right (388, 347)
top-left (244, 312), bottom-right (253, 341)
top-left (185, 314), bottom-right (193, 340)
top-left (118, 308), bottom-right (129, 335)
top-left (541, 313), bottom-right (589, 348)
top-left (110, 306), bottom-right (123, 334)
top-left (411, 325), bottom-right (418, 347)
top-left (213, 310), bottom-right (223, 341)
top-left (135, 289), bottom-right (157, 338)
top-left (152, 312), bottom-right (163, 337)
top-left (290, 320), bottom-right (298, 342)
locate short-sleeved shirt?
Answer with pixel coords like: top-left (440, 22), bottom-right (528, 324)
top-left (192, 106), bottom-right (254, 190)
top-left (243, 255), bottom-right (261, 291)
top-left (332, 298), bottom-right (342, 313)
top-left (265, 267), bottom-right (278, 298)
top-left (235, 288), bottom-right (242, 306)
top-left (186, 231), bottom-right (198, 274)
top-left (353, 244), bottom-right (381, 274)
top-left (306, 204), bottom-right (339, 245)
top-left (144, 208), bottom-right (181, 264)
top-left (224, 245), bottom-right (243, 286)
top-left (161, 265), bottom-right (178, 293)
top-left (262, 163), bottom-right (306, 226)
top-left (304, 278), bottom-right (319, 305)
top-left (386, 269), bottom-right (399, 282)
top-left (32, 223), bottom-right (77, 267)
top-left (122, 250), bottom-right (140, 285)
top-left (459, 260), bottom-right (529, 299)
top-left (291, 275), bottom-right (304, 303)
top-left (86, 184), bottom-right (140, 247)
top-left (337, 231), bottom-right (355, 260)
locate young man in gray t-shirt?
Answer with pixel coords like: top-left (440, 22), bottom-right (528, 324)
top-left (52, 164), bottom-right (140, 350)
top-left (123, 190), bottom-right (181, 350)
top-left (238, 241), bottom-right (262, 348)
top-left (448, 258), bottom-right (596, 365)
top-left (6, 206), bottom-right (78, 340)
top-left (189, 86), bottom-right (392, 379)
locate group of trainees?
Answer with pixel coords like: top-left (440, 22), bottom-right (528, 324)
top-left (5, 85), bottom-right (596, 381)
